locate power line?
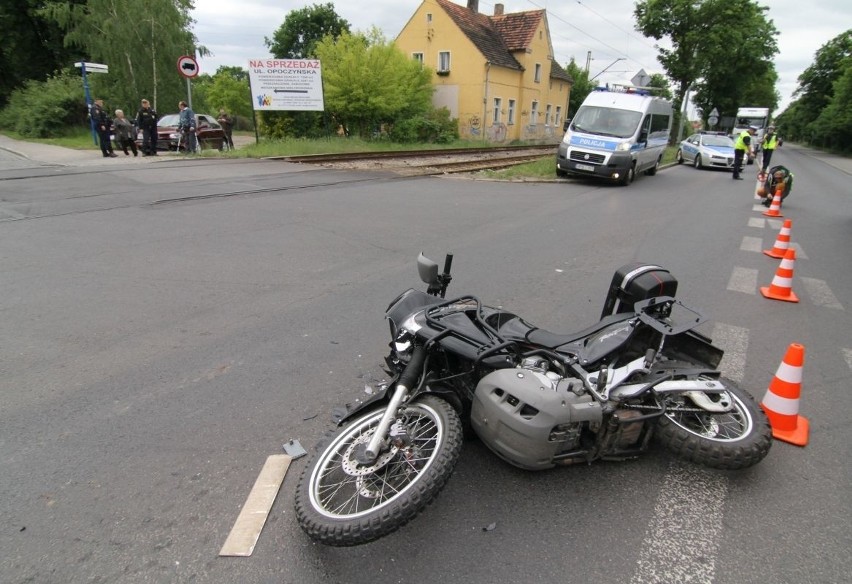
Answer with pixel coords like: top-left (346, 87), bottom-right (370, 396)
top-left (574, 0), bottom-right (658, 51)
top-left (514, 0), bottom-right (660, 74)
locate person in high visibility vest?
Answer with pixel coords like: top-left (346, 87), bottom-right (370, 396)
top-left (732, 126), bottom-right (756, 180)
top-left (761, 125), bottom-right (778, 171)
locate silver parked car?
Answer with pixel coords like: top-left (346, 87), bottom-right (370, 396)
top-left (676, 132), bottom-right (736, 170)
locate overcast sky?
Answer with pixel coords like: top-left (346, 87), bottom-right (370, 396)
top-left (191, 0), bottom-right (851, 115)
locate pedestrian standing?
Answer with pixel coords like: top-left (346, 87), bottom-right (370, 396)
top-left (136, 99), bottom-right (158, 155)
top-left (90, 99), bottom-right (117, 158)
top-left (178, 100), bottom-right (197, 153)
top-left (113, 110), bottom-right (138, 156)
top-left (761, 125), bottom-right (778, 171)
top-left (732, 126), bottom-right (756, 180)
top-left (217, 108), bottom-right (234, 149)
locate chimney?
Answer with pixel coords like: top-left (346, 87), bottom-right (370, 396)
top-left (494, 4), bottom-right (504, 16)
top-left (467, 0), bottom-right (478, 13)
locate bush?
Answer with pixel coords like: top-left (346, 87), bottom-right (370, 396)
top-left (0, 71), bottom-right (87, 138)
top-left (259, 111), bottom-right (326, 139)
top-left (388, 107), bottom-right (458, 143)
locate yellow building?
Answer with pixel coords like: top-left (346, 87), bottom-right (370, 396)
top-left (395, 0), bottom-right (573, 142)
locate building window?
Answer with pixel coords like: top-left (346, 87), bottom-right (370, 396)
top-left (555, 106), bottom-right (562, 128)
top-left (412, 53), bottom-right (424, 65)
top-left (530, 101), bottom-right (539, 124)
top-left (427, 13), bottom-right (432, 23)
top-left (508, 99), bottom-right (516, 125)
top-left (534, 63), bottom-right (542, 83)
top-left (438, 51), bottom-right (450, 73)
top-left (493, 97), bottom-right (502, 124)
top-left (545, 104), bottom-right (552, 126)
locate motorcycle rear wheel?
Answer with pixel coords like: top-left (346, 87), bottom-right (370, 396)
top-left (655, 381), bottom-right (772, 470)
top-left (295, 395), bottom-right (463, 546)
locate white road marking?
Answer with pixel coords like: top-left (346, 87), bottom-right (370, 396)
top-left (630, 462), bottom-right (728, 584)
top-left (800, 277), bottom-right (844, 310)
top-left (767, 218), bottom-right (783, 230)
top-left (747, 217), bottom-right (765, 228)
top-left (790, 242), bottom-right (808, 260)
top-left (740, 236), bottom-right (763, 253)
top-left (713, 322), bottom-right (749, 383)
top-left (727, 266), bottom-right (758, 294)
top-left (842, 348), bottom-right (852, 371)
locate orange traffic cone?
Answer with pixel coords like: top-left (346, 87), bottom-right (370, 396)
top-left (760, 248), bottom-right (799, 302)
top-left (760, 343), bottom-right (809, 446)
top-left (762, 185), bottom-right (784, 217)
top-left (764, 218), bottom-right (792, 258)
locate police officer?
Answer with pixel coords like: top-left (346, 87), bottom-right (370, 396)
top-left (90, 99), bottom-right (117, 158)
top-left (732, 126), bottom-right (756, 180)
top-left (761, 125), bottom-right (778, 171)
top-left (136, 98), bottom-right (158, 156)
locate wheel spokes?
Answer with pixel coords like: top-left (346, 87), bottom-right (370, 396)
top-left (312, 406), bottom-right (443, 518)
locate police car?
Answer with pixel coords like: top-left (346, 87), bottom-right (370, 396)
top-left (675, 132), bottom-right (736, 170)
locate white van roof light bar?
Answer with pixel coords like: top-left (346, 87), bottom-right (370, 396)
top-left (593, 83), bottom-right (662, 96)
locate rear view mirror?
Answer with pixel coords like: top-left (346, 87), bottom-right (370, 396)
top-left (417, 253), bottom-right (439, 285)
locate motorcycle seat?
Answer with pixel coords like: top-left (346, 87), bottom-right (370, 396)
top-left (498, 312), bottom-right (632, 350)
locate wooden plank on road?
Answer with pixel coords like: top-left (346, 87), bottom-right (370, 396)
top-left (219, 454), bottom-right (292, 557)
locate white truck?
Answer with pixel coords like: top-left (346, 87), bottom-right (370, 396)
top-left (732, 107), bottom-right (771, 160)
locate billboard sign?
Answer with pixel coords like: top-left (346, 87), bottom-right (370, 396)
top-left (248, 59), bottom-right (324, 111)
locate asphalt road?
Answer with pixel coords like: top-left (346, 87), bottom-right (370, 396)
top-left (1, 145), bottom-right (850, 584)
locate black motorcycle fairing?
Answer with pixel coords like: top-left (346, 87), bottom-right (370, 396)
top-left (386, 288), bottom-right (445, 333)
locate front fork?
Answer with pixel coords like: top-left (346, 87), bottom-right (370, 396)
top-left (359, 345), bottom-right (427, 463)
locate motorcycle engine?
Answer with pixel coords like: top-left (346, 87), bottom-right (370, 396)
top-left (470, 359), bottom-right (603, 470)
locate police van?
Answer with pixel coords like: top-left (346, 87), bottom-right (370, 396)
top-left (556, 85), bottom-right (672, 186)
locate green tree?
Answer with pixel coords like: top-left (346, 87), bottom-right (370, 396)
top-left (265, 2), bottom-right (350, 59)
top-left (0, 0), bottom-right (86, 107)
top-left (261, 2), bottom-right (351, 139)
top-left (41, 0), bottom-right (205, 114)
top-left (784, 30), bottom-right (852, 143)
top-left (635, 0), bottom-right (778, 138)
top-left (809, 55), bottom-right (852, 151)
top-left (204, 67), bottom-right (253, 128)
top-left (564, 58), bottom-right (594, 118)
top-left (647, 73), bottom-right (672, 100)
top-left (314, 29), bottom-right (433, 138)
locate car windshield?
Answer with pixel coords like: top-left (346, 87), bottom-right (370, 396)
top-left (703, 135), bottom-right (734, 147)
top-left (570, 106), bottom-right (642, 138)
top-left (158, 114), bottom-right (181, 127)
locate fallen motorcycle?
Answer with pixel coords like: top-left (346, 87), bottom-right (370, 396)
top-left (295, 254), bottom-right (772, 546)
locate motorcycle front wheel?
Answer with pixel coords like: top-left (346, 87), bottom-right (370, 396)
top-left (655, 381), bottom-right (772, 470)
top-left (295, 395), bottom-right (463, 546)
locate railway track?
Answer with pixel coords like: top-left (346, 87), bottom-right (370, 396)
top-left (273, 144), bottom-right (557, 175)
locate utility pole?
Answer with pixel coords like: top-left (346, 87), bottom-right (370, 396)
top-left (585, 51), bottom-right (592, 73)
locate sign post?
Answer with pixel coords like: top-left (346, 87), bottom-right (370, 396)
top-left (74, 62), bottom-right (108, 144)
top-left (177, 55), bottom-right (199, 109)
